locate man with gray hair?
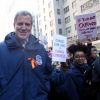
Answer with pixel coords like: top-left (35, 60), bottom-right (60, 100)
top-left (0, 11), bottom-right (52, 100)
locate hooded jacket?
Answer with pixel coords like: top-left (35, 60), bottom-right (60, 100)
top-left (0, 32), bottom-right (52, 100)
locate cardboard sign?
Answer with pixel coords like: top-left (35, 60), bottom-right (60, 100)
top-left (76, 13), bottom-right (97, 40)
top-left (52, 35), bottom-right (67, 62)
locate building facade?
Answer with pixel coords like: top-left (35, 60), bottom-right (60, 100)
top-left (38, 0), bottom-right (65, 47)
top-left (37, 0), bottom-right (100, 47)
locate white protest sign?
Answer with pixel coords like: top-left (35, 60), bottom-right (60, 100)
top-left (52, 35), bottom-right (67, 62)
top-left (76, 13), bottom-right (97, 40)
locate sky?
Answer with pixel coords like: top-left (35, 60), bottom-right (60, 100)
top-left (0, 0), bottom-right (38, 41)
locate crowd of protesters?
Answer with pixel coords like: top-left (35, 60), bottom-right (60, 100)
top-left (48, 39), bottom-right (100, 100)
top-left (0, 10), bottom-right (100, 100)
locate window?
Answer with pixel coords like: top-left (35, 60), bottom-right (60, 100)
top-left (64, 6), bottom-right (69, 14)
top-left (72, 0), bottom-right (76, 9)
top-left (56, 0), bottom-right (60, 5)
top-left (45, 25), bottom-right (47, 30)
top-left (65, 16), bottom-right (70, 24)
top-left (43, 8), bottom-right (45, 13)
top-left (49, 11), bottom-right (52, 17)
top-left (97, 26), bottom-right (100, 34)
top-left (50, 20), bottom-right (53, 26)
top-left (96, 10), bottom-right (100, 23)
top-left (57, 9), bottom-right (60, 15)
top-left (48, 1), bottom-right (52, 8)
top-left (63, 0), bottom-right (67, 3)
top-left (58, 19), bottom-right (61, 24)
top-left (73, 12), bottom-right (75, 19)
top-left (40, 29), bottom-right (42, 33)
top-left (51, 30), bottom-right (54, 36)
top-left (59, 28), bottom-right (62, 34)
top-left (43, 0), bottom-right (44, 5)
top-left (65, 26), bottom-right (71, 34)
top-left (44, 16), bottom-right (46, 21)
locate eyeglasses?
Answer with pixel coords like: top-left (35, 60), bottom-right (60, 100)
top-left (74, 55), bottom-right (85, 58)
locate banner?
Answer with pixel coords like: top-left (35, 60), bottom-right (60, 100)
top-left (76, 13), bottom-right (97, 40)
top-left (52, 35), bottom-right (67, 62)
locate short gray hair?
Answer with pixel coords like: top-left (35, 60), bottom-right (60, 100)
top-left (14, 11), bottom-right (33, 24)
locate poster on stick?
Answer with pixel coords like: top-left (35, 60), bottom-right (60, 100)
top-left (52, 35), bottom-right (67, 62)
top-left (76, 13), bottom-right (97, 40)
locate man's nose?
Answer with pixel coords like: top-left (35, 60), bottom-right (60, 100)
top-left (22, 24), bottom-right (26, 29)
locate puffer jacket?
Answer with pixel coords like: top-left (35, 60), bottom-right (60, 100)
top-left (0, 32), bottom-right (52, 100)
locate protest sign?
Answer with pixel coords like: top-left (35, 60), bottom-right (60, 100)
top-left (52, 35), bottom-right (67, 62)
top-left (76, 13), bottom-right (97, 40)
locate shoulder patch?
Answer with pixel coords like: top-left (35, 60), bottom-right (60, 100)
top-left (36, 55), bottom-right (42, 65)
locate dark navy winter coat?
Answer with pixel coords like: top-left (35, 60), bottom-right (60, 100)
top-left (68, 62), bottom-right (89, 99)
top-left (49, 68), bottom-right (80, 100)
top-left (0, 32), bottom-right (52, 100)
